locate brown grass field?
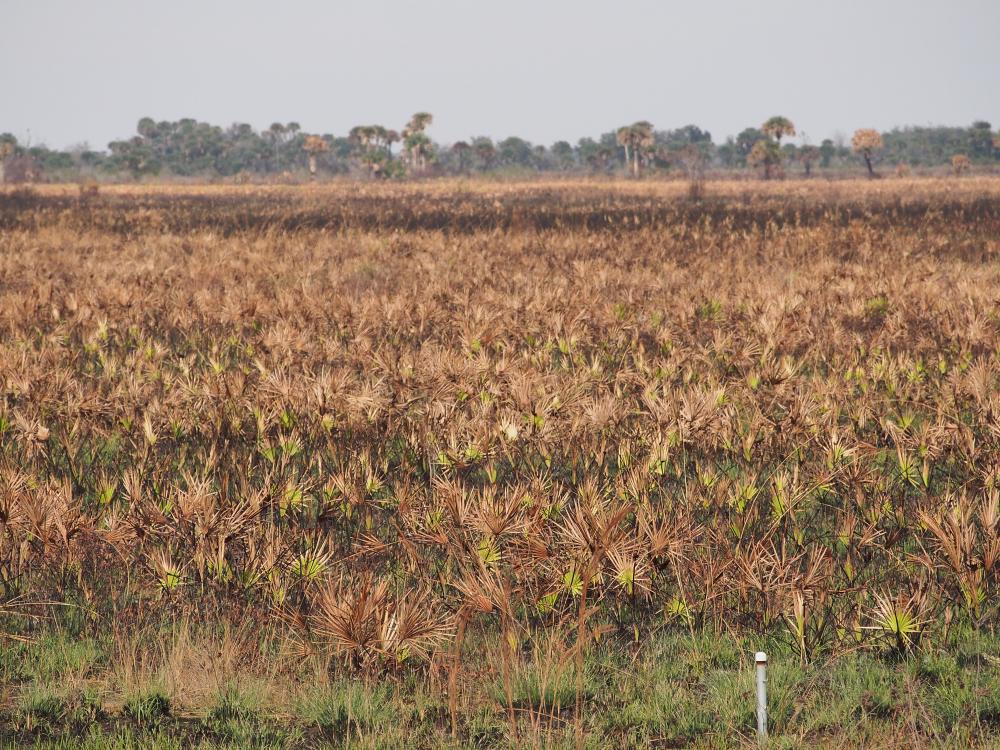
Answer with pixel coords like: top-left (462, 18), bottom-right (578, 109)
top-left (2, 177), bottom-right (1000, 748)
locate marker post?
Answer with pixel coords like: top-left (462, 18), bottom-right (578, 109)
top-left (755, 651), bottom-right (768, 745)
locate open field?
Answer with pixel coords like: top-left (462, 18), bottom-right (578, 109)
top-left (2, 178), bottom-right (1000, 748)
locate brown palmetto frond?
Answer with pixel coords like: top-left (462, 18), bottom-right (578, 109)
top-left (310, 575), bottom-right (390, 664)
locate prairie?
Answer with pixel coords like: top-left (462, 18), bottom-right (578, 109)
top-left (2, 178), bottom-right (1000, 748)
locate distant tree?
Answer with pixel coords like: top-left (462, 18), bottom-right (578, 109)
top-left (261, 122), bottom-right (299, 172)
top-left (969, 121), bottom-right (993, 160)
top-left (472, 137), bottom-right (497, 170)
top-left (348, 125), bottom-right (373, 152)
top-left (880, 125), bottom-right (976, 167)
top-left (532, 144), bottom-right (548, 168)
top-left (498, 136), bottom-right (534, 167)
top-left (347, 126), bottom-right (395, 176)
top-left (617, 121), bottom-right (654, 177)
top-left (798, 145), bottom-right (820, 177)
top-left (408, 112), bottom-right (433, 132)
top-left (951, 154), bottom-right (971, 175)
top-left (404, 131), bottom-right (432, 172)
top-left (615, 126), bottom-right (632, 171)
top-left (28, 145), bottom-right (73, 175)
top-left (569, 138), bottom-right (606, 172)
top-left (0, 140), bottom-right (14, 183)
top-left (367, 125), bottom-right (394, 165)
top-left (735, 128), bottom-right (766, 164)
top-left (633, 122), bottom-right (656, 176)
top-left (216, 122), bottom-right (269, 175)
top-left (716, 138), bottom-right (738, 168)
top-left (657, 125), bottom-right (713, 172)
top-left (762, 116), bottom-right (796, 145)
top-left (385, 130), bottom-right (401, 159)
top-left (302, 135), bottom-right (329, 178)
top-left (657, 124), bottom-right (713, 151)
top-left (748, 139), bottom-right (782, 179)
top-left (3, 153), bottom-right (42, 183)
top-left (819, 139), bottom-right (835, 168)
top-left (108, 136), bottom-right (160, 180)
top-left (673, 143), bottom-right (707, 185)
top-left (136, 117), bottom-right (159, 140)
top-left (852, 129), bottom-right (884, 177)
top-left (743, 117), bottom-right (796, 179)
top-left (587, 147), bottom-right (614, 172)
top-left (17, 110), bottom-right (1000, 181)
top-left (265, 122), bottom-right (288, 167)
top-left (550, 140), bottom-right (575, 169)
top-left (403, 112), bottom-right (434, 172)
top-left (450, 141), bottom-right (471, 172)
top-left (348, 126), bottom-right (380, 174)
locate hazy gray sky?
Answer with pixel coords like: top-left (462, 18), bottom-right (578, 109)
top-left (3, 0), bottom-right (998, 150)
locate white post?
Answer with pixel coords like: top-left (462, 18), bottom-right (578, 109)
top-left (755, 651), bottom-right (768, 744)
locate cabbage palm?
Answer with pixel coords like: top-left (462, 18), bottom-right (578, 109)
top-left (762, 116), bottom-right (796, 145)
top-left (385, 130), bottom-right (400, 159)
top-left (748, 139), bottom-right (781, 179)
top-left (616, 122), bottom-right (655, 177)
top-left (403, 112), bottom-right (434, 172)
top-left (302, 135), bottom-right (328, 178)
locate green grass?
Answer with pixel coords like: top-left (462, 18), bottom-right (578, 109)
top-left (3, 625), bottom-right (1000, 748)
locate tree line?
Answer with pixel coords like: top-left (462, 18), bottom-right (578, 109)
top-left (2, 115), bottom-right (998, 182)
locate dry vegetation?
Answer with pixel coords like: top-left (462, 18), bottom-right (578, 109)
top-left (2, 178), bottom-right (1000, 748)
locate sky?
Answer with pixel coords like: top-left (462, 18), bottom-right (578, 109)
top-left (3, 0), bottom-right (999, 151)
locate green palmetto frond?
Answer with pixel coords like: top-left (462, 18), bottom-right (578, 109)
top-left (149, 549), bottom-right (184, 592)
top-left (865, 592), bottom-right (926, 652)
top-left (289, 539), bottom-right (333, 583)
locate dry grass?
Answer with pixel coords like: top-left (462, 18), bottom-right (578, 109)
top-left (1, 177), bottom-right (1000, 747)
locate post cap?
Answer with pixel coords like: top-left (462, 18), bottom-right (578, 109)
top-left (755, 652), bottom-right (767, 663)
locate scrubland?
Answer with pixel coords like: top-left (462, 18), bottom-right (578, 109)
top-left (2, 178), bottom-right (1000, 748)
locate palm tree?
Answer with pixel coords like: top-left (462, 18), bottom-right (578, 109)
top-left (762, 116), bottom-right (796, 145)
top-left (451, 141), bottom-right (471, 173)
top-left (348, 126), bottom-right (391, 176)
top-left (407, 112), bottom-right (433, 131)
top-left (404, 131), bottom-right (432, 172)
top-left (403, 113), bottom-right (434, 172)
top-left (632, 122), bottom-right (655, 176)
top-left (748, 139), bottom-right (781, 179)
top-left (851, 129), bottom-right (883, 178)
top-left (617, 122), bottom-right (655, 177)
top-left (302, 135), bottom-right (329, 178)
top-left (348, 126), bottom-right (369, 152)
top-left (616, 127), bottom-right (632, 172)
top-left (385, 130), bottom-right (401, 159)
top-left (370, 125), bottom-right (387, 150)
